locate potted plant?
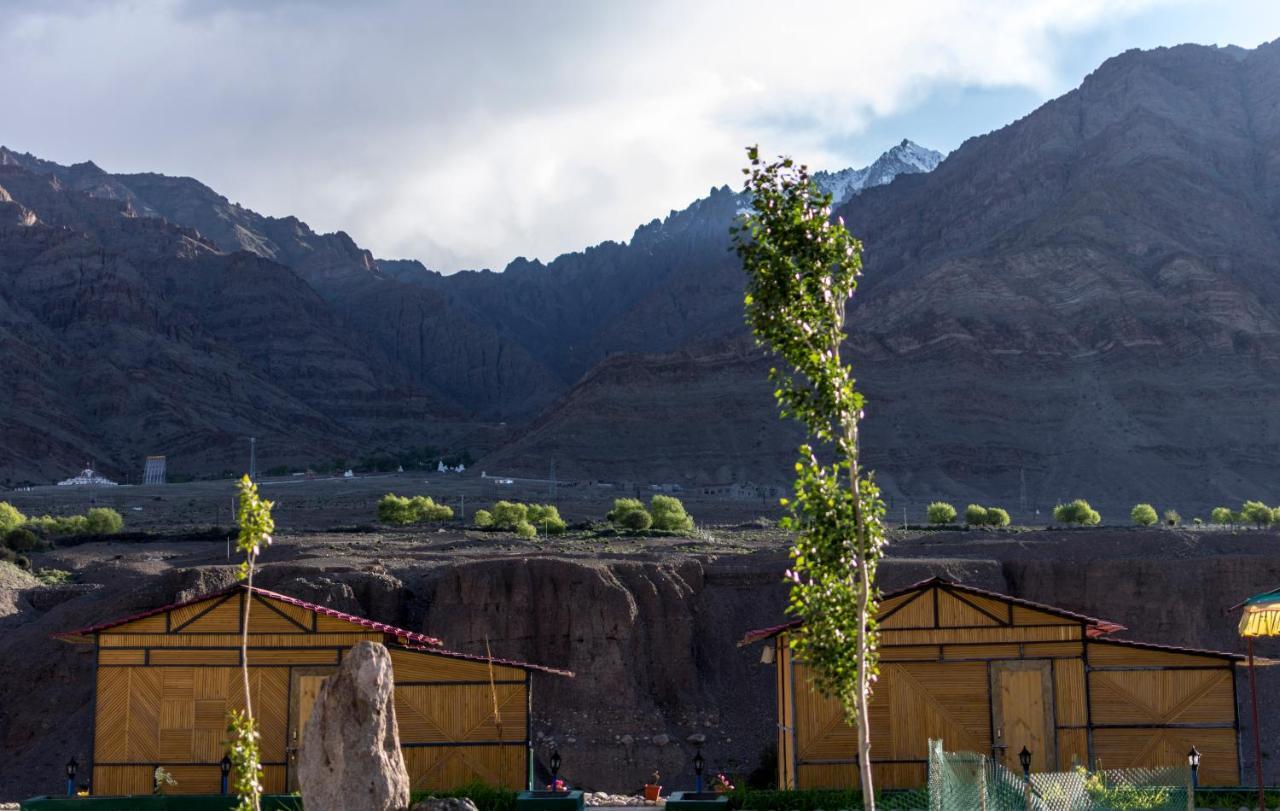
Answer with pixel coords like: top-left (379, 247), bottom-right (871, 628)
top-left (643, 770), bottom-right (662, 802)
top-left (712, 774), bottom-right (734, 794)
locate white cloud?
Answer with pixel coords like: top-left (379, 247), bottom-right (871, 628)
top-left (0, 0), bottom-right (1253, 271)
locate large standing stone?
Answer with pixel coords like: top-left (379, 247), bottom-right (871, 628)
top-left (298, 641), bottom-right (411, 811)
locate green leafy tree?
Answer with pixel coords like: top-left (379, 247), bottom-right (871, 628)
top-left (1054, 499), bottom-right (1101, 525)
top-left (408, 495), bottom-right (453, 522)
top-left (733, 146), bottom-right (886, 809)
top-left (527, 504), bottom-right (567, 534)
top-left (514, 520), bottom-right (537, 539)
top-left (84, 507), bottom-right (124, 535)
top-left (492, 501), bottom-right (529, 529)
top-left (474, 509), bottom-right (494, 528)
top-left (926, 502), bottom-right (957, 525)
top-left (0, 502), bottom-right (26, 532)
top-left (377, 494), bottom-right (415, 525)
top-left (983, 507), bottom-right (1011, 528)
top-left (650, 495), bottom-right (695, 532)
top-left (1242, 500), bottom-right (1273, 528)
top-left (228, 476), bottom-right (274, 811)
top-left (5, 527), bottom-right (41, 552)
top-left (1210, 506), bottom-right (1233, 526)
top-left (607, 498), bottom-right (652, 530)
top-left (964, 504), bottom-right (988, 526)
top-left (1130, 503), bottom-right (1158, 527)
top-left (1163, 509), bottom-right (1180, 527)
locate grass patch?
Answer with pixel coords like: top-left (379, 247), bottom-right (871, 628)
top-left (33, 568), bottom-right (73, 585)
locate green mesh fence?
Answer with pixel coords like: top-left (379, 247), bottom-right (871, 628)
top-left (926, 740), bottom-right (1192, 811)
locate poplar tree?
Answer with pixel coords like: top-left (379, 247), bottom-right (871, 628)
top-left (733, 146), bottom-right (886, 809)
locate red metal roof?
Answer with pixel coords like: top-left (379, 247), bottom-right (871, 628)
top-left (738, 576), bottom-right (1127, 646)
top-left (55, 583), bottom-right (572, 675)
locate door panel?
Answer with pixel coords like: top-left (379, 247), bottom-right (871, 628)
top-left (991, 660), bottom-right (1055, 774)
top-left (288, 667), bottom-right (335, 791)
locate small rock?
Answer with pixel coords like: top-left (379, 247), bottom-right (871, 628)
top-left (652, 734), bottom-right (671, 746)
top-left (687, 733), bottom-right (706, 745)
top-left (411, 798), bottom-right (480, 811)
top-left (620, 734), bottom-right (634, 745)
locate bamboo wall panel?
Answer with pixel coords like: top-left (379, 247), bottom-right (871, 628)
top-left (1025, 642), bottom-right (1083, 657)
top-left (876, 591), bottom-right (919, 618)
top-left (100, 632), bottom-right (381, 648)
top-left (1089, 669), bottom-right (1234, 725)
top-left (169, 596), bottom-right (226, 629)
top-left (404, 745), bottom-right (525, 791)
top-left (1011, 606), bottom-right (1077, 626)
top-left (99, 649), bottom-right (146, 665)
top-left (880, 593), bottom-right (935, 629)
top-left (246, 598), bottom-right (310, 633)
top-left (991, 662), bottom-right (1053, 773)
top-left (389, 648), bottom-right (524, 682)
top-left (260, 597), bottom-right (314, 630)
top-left (396, 684), bottom-right (527, 744)
top-left (162, 765), bottom-right (222, 795)
top-left (795, 763), bottom-right (927, 790)
top-left (245, 648), bottom-right (339, 666)
top-left (1086, 642), bottom-right (1228, 668)
top-left (108, 615), bottom-right (168, 633)
top-left (937, 591), bottom-right (1001, 627)
top-left (94, 668), bottom-right (129, 761)
top-left (1053, 660), bottom-right (1087, 727)
top-left (149, 649), bottom-right (240, 665)
top-left (777, 641), bottom-right (795, 789)
top-left (92, 765), bottom-right (152, 796)
top-left (941, 644), bottom-right (1020, 660)
top-left (884, 626), bottom-right (1079, 646)
top-left (1056, 729), bottom-right (1088, 771)
top-left (181, 598), bottom-right (243, 633)
top-left (792, 662), bottom-right (858, 760)
top-left (316, 614), bottom-right (369, 633)
top-left (1092, 727), bottom-right (1237, 785)
top-left (950, 592), bottom-right (1011, 624)
top-left (880, 645), bottom-right (940, 661)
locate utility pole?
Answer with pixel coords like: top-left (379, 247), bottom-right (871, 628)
top-left (549, 459), bottom-right (556, 501)
top-left (249, 437), bottom-right (257, 480)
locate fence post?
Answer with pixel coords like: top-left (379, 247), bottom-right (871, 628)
top-left (1024, 778), bottom-right (1032, 811)
top-left (1185, 767), bottom-right (1194, 811)
top-left (979, 760), bottom-right (987, 811)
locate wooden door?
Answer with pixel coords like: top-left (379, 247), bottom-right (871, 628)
top-left (990, 660), bottom-right (1055, 774)
top-left (288, 667), bottom-right (335, 790)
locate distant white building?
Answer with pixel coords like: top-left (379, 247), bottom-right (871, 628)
top-left (57, 467), bottom-right (118, 487)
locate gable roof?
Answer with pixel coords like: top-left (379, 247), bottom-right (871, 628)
top-left (738, 576), bottom-right (1126, 646)
top-left (55, 582), bottom-right (573, 676)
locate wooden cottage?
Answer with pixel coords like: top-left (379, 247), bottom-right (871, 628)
top-left (57, 583), bottom-right (571, 796)
top-left (741, 578), bottom-right (1244, 790)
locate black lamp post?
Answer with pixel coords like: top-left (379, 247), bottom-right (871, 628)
top-left (1018, 746), bottom-right (1032, 781)
top-left (65, 758), bottom-right (78, 797)
top-left (1187, 746), bottom-right (1200, 788)
top-left (220, 754), bottom-right (232, 795)
top-left (693, 750), bottom-right (705, 793)
top-left (550, 750), bottom-right (562, 790)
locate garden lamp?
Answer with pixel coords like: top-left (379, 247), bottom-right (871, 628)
top-left (1187, 746), bottom-right (1200, 788)
top-left (220, 754), bottom-right (232, 795)
top-left (694, 750), bottom-right (704, 793)
top-left (65, 757), bottom-right (78, 797)
top-left (1018, 746), bottom-right (1031, 780)
top-left (550, 750), bottom-right (561, 787)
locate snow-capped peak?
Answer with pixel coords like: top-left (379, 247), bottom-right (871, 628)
top-left (813, 139), bottom-right (943, 207)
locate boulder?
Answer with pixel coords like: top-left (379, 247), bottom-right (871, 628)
top-left (298, 641), bottom-right (410, 811)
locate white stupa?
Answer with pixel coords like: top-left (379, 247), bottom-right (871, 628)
top-left (57, 467), bottom-right (118, 487)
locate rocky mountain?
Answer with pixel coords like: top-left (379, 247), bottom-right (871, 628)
top-left (490, 40), bottom-right (1280, 518)
top-left (813, 139), bottom-right (943, 206)
top-left (0, 161), bottom-right (467, 484)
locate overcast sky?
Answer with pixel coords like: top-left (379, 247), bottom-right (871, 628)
top-left (3, 1), bottom-right (1280, 273)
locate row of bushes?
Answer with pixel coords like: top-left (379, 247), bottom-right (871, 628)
top-left (1, 501), bottom-right (124, 548)
top-left (476, 502), bottom-right (566, 538)
top-left (606, 495), bottom-right (695, 532)
top-left (376, 494), bottom-right (454, 525)
top-left (926, 502), bottom-right (1009, 527)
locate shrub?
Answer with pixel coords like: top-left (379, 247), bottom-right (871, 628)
top-left (527, 504), bottom-right (567, 534)
top-left (84, 507), bottom-right (124, 535)
top-left (0, 502), bottom-right (26, 532)
top-left (1053, 499), bottom-right (1100, 525)
top-left (5, 527), bottom-right (41, 552)
top-left (408, 496), bottom-right (453, 522)
top-left (1192, 517), bottom-right (1203, 526)
top-left (474, 509), bottom-right (494, 528)
top-left (1242, 500), bottom-right (1273, 528)
top-left (34, 568), bottom-right (72, 585)
top-left (1163, 509), bottom-right (1180, 527)
top-left (964, 504), bottom-right (987, 526)
top-left (377, 494), bottom-right (416, 525)
top-left (1130, 503), bottom-right (1158, 527)
top-left (926, 502), bottom-right (957, 525)
top-left (1210, 506), bottom-right (1233, 526)
top-left (650, 495), bottom-right (694, 533)
top-left (25, 514), bottom-right (90, 537)
top-left (608, 498), bottom-right (653, 531)
top-left (514, 521), bottom-right (537, 539)
top-left (491, 501), bottom-right (529, 529)
top-left (983, 507), bottom-right (1010, 527)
